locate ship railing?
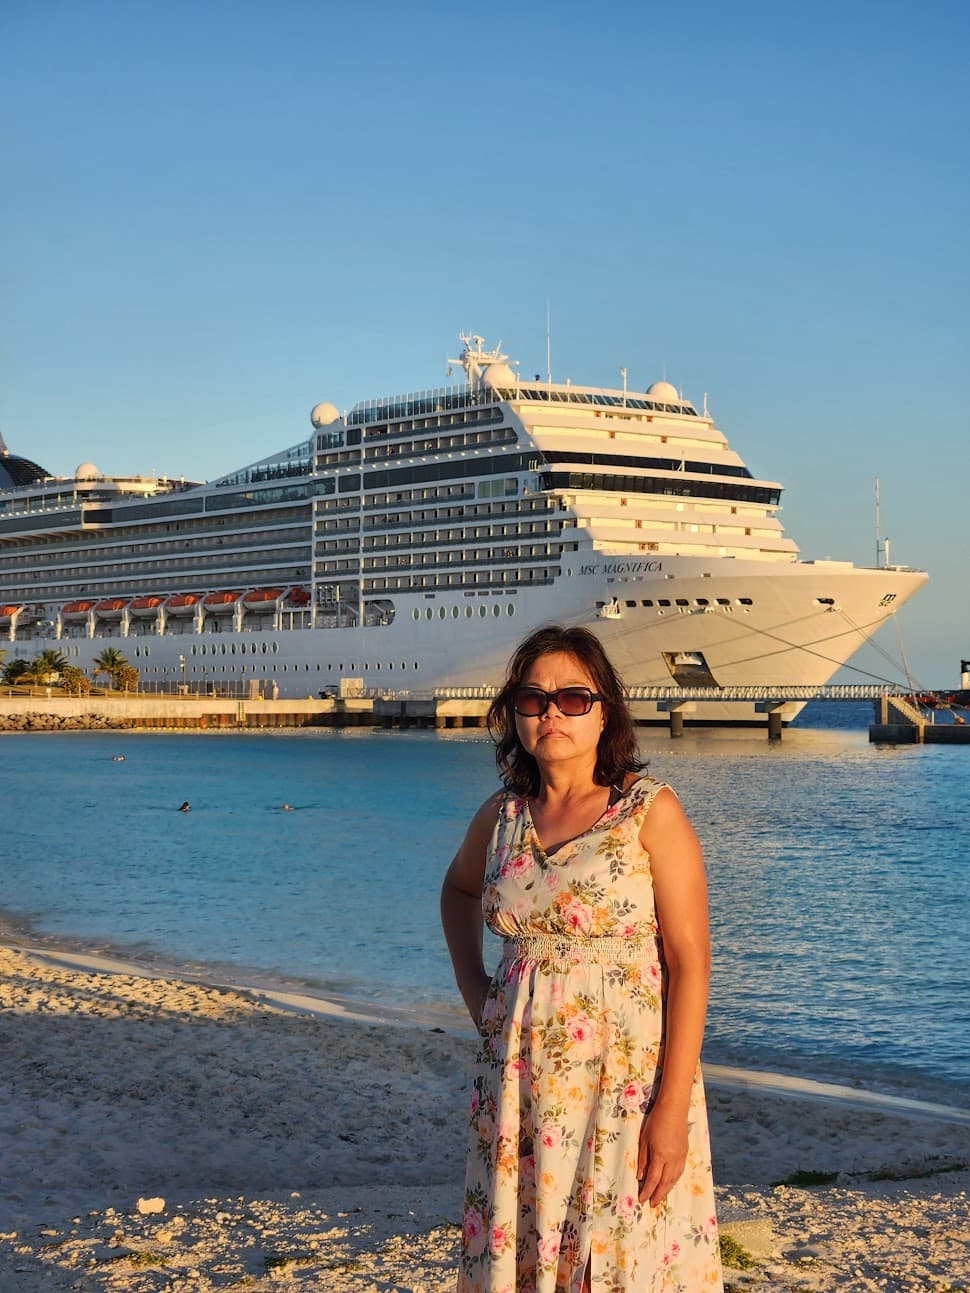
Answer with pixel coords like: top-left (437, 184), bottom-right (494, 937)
top-left (434, 683), bottom-right (905, 702)
top-left (347, 383), bottom-right (495, 426)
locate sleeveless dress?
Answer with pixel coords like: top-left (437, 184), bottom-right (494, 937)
top-left (458, 777), bottom-right (723, 1293)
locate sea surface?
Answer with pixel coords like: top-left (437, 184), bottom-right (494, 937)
top-left (1, 702), bottom-right (967, 1101)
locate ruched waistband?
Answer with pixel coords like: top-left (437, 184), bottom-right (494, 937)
top-left (503, 933), bottom-right (654, 964)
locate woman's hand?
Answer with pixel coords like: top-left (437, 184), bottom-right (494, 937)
top-left (636, 1102), bottom-right (689, 1207)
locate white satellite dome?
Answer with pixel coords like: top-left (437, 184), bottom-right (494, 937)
top-left (310, 402), bottom-right (340, 428)
top-left (646, 380), bottom-right (680, 402)
top-left (482, 362), bottom-right (517, 388)
top-left (75, 462), bottom-right (100, 480)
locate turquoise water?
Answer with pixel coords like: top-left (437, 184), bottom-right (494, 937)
top-left (1, 706), bottom-right (967, 1099)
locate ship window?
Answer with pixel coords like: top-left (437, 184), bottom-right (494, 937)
top-left (426, 607), bottom-right (433, 620)
top-left (438, 607), bottom-right (446, 619)
top-left (816, 597), bottom-right (835, 605)
top-left (261, 642), bottom-right (268, 653)
top-left (465, 607), bottom-right (473, 618)
top-left (479, 606), bottom-right (487, 617)
top-left (675, 598), bottom-right (689, 606)
top-left (738, 597), bottom-right (753, 605)
top-left (412, 608), bottom-right (420, 620)
top-left (641, 600), bottom-right (654, 607)
top-left (414, 661), bottom-right (419, 670)
top-left (272, 642), bottom-right (279, 653)
top-left (625, 600), bottom-right (637, 608)
top-left (716, 598), bottom-right (730, 606)
top-left (191, 645), bottom-right (197, 655)
top-left (451, 606), bottom-right (459, 618)
top-left (507, 603), bottom-right (515, 616)
top-left (695, 598), bottom-right (709, 606)
top-left (658, 599), bottom-right (671, 607)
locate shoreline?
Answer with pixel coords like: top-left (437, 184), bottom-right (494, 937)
top-left (8, 936), bottom-right (970, 1128)
top-left (1, 943), bottom-right (968, 1292)
top-left (3, 900), bottom-right (967, 1113)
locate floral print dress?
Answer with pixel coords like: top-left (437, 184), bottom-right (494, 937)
top-left (459, 777), bottom-right (723, 1293)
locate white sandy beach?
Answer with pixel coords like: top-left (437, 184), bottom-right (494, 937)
top-left (0, 944), bottom-right (967, 1292)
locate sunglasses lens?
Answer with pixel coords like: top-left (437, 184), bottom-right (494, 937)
top-left (558, 688), bottom-right (592, 715)
top-left (514, 689), bottom-right (545, 716)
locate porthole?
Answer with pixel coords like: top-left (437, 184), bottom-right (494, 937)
top-left (506, 603), bottom-right (515, 616)
top-left (641, 600), bottom-right (654, 607)
top-left (738, 597), bottom-right (753, 606)
top-left (493, 604), bottom-right (501, 616)
top-left (479, 606), bottom-right (487, 617)
top-left (201, 644), bottom-right (207, 655)
top-left (451, 606), bottom-right (459, 619)
top-left (272, 642), bottom-right (279, 653)
top-left (191, 645), bottom-right (197, 655)
top-left (412, 608), bottom-right (420, 621)
top-left (426, 607), bottom-right (433, 620)
top-left (413, 661), bottom-right (419, 670)
top-left (438, 607), bottom-right (446, 620)
top-left (221, 643), bottom-right (227, 655)
top-left (675, 599), bottom-right (689, 607)
top-left (261, 642), bottom-right (268, 654)
top-left (465, 607), bottom-right (473, 618)
top-left (401, 661), bottom-right (407, 670)
top-left (230, 643), bottom-right (236, 654)
top-left (251, 642), bottom-right (257, 653)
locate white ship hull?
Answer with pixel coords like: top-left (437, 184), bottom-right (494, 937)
top-left (48, 556), bottom-right (926, 723)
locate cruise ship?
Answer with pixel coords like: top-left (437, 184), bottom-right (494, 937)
top-left (0, 334), bottom-right (927, 722)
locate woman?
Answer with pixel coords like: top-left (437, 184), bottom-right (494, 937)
top-left (441, 625), bottom-right (722, 1293)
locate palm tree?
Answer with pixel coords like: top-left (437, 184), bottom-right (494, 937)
top-left (92, 647), bottom-right (129, 688)
top-left (26, 648), bottom-right (68, 684)
top-left (2, 657), bottom-right (31, 685)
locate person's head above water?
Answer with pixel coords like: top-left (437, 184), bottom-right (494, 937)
top-left (486, 624), bottom-right (644, 797)
top-left (178, 801), bottom-right (190, 812)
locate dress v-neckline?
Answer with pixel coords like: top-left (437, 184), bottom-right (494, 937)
top-left (523, 783), bottom-right (626, 859)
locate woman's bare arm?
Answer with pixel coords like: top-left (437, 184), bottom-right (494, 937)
top-left (636, 786), bottom-right (712, 1207)
top-left (440, 792), bottom-right (503, 1026)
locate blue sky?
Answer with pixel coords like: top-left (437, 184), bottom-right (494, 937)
top-left (1, 0), bottom-right (967, 685)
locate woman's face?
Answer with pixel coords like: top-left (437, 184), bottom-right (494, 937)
top-left (513, 651), bottom-right (606, 772)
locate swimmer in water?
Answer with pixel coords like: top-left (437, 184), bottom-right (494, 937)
top-left (281, 803), bottom-right (293, 811)
top-left (179, 801), bottom-right (190, 812)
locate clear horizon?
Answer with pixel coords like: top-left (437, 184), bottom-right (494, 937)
top-left (1, 0), bottom-right (966, 684)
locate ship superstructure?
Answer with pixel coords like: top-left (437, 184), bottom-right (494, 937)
top-left (0, 336), bottom-right (927, 720)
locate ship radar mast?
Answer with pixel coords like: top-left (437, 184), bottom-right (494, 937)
top-left (448, 332), bottom-right (518, 389)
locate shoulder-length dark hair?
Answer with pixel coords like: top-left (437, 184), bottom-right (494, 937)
top-left (487, 624), bottom-right (644, 797)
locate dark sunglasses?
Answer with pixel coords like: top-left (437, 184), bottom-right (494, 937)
top-left (512, 686), bottom-right (605, 717)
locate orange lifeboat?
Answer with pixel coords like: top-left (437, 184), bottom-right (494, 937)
top-left (166, 592), bottom-right (204, 615)
top-left (0, 603), bottom-right (26, 623)
top-left (95, 597), bottom-right (130, 618)
top-left (61, 599), bottom-right (96, 619)
top-left (203, 590), bottom-right (243, 613)
top-left (286, 586), bottom-right (311, 607)
top-left (129, 595), bottom-right (164, 617)
top-left (243, 587), bottom-right (284, 607)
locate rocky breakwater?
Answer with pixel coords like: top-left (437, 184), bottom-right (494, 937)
top-left (0, 712), bottom-right (130, 733)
